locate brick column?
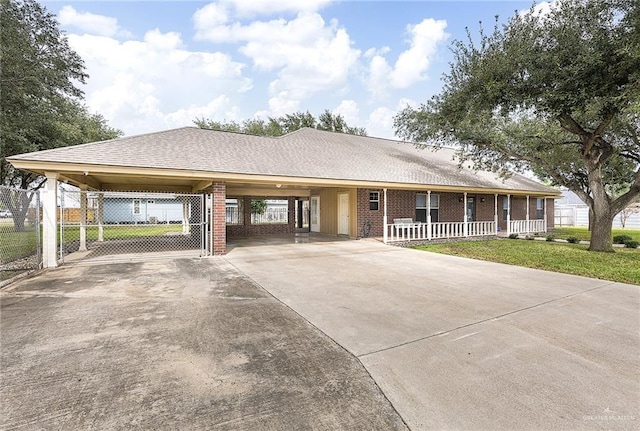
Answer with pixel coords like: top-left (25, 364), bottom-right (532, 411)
top-left (212, 182), bottom-right (226, 255)
top-left (288, 197), bottom-right (296, 233)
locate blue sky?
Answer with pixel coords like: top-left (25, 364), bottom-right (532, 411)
top-left (43, 0), bottom-right (547, 139)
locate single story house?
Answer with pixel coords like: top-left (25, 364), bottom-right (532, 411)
top-left (8, 127), bottom-right (560, 267)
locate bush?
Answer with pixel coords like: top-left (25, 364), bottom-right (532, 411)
top-left (613, 234), bottom-right (633, 245)
top-left (546, 235), bottom-right (555, 242)
top-left (566, 237), bottom-right (580, 244)
top-left (624, 240), bottom-right (639, 249)
top-left (508, 233), bottom-right (519, 239)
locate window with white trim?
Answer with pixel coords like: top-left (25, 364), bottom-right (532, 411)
top-left (416, 193), bottom-right (439, 222)
top-left (536, 198), bottom-right (544, 219)
top-left (369, 191), bottom-right (380, 211)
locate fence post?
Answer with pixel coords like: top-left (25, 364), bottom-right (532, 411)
top-left (79, 185), bottom-right (88, 251)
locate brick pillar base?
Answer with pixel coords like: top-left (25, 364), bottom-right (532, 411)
top-left (212, 182), bottom-right (226, 255)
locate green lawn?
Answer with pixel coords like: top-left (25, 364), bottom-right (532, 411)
top-left (547, 227), bottom-right (640, 242)
top-left (413, 240), bottom-right (640, 285)
top-left (61, 224), bottom-right (184, 241)
top-left (0, 228), bottom-right (39, 264)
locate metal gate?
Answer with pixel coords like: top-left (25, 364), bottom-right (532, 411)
top-left (59, 190), bottom-right (210, 262)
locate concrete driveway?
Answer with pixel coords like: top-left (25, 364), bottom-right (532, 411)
top-left (1, 258), bottom-right (406, 430)
top-left (225, 238), bottom-right (640, 430)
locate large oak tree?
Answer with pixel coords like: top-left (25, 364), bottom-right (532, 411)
top-left (394, 0), bottom-right (639, 252)
top-left (1, 0), bottom-right (121, 229)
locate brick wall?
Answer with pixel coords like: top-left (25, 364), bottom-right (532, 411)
top-left (357, 189), bottom-right (416, 237)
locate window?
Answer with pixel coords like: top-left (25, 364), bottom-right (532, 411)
top-left (502, 196), bottom-right (510, 221)
top-left (369, 191), bottom-right (379, 211)
top-left (133, 199), bottom-right (141, 215)
top-left (225, 198), bottom-right (242, 225)
top-left (416, 193), bottom-right (439, 222)
top-left (536, 198), bottom-right (544, 219)
top-left (147, 200), bottom-right (155, 204)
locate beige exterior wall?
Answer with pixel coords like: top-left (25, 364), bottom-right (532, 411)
top-left (310, 187), bottom-right (357, 237)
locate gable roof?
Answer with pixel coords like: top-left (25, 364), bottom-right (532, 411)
top-left (8, 126), bottom-right (558, 195)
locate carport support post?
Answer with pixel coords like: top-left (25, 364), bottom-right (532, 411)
top-left (79, 184), bottom-right (88, 252)
top-left (382, 188), bottom-right (388, 244)
top-left (42, 172), bottom-right (58, 268)
top-left (212, 182), bottom-right (226, 255)
top-left (97, 193), bottom-right (104, 241)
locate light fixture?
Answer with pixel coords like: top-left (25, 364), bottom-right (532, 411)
top-left (276, 184), bottom-right (282, 188)
top-left (459, 196), bottom-right (464, 202)
top-left (481, 197), bottom-right (486, 203)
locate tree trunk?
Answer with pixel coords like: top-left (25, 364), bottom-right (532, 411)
top-left (588, 206), bottom-right (614, 252)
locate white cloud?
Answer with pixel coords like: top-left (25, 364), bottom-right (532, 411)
top-left (366, 98), bottom-right (419, 139)
top-left (333, 100), bottom-right (360, 125)
top-left (66, 31), bottom-right (251, 135)
top-left (519, 1), bottom-right (556, 17)
top-left (366, 18), bottom-right (448, 99)
top-left (58, 6), bottom-right (130, 38)
top-left (193, 4), bottom-right (361, 116)
top-left (224, 0), bottom-right (333, 17)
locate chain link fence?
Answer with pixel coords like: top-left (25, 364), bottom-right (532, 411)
top-left (59, 190), bottom-right (208, 261)
top-left (0, 186), bottom-right (41, 282)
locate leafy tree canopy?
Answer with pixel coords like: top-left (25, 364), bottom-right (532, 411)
top-left (194, 110), bottom-right (367, 137)
top-left (0, 0), bottom-right (122, 190)
top-left (394, 0), bottom-right (640, 252)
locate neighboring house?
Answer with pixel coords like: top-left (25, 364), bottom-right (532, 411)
top-left (102, 197), bottom-right (185, 224)
top-left (8, 127), bottom-right (560, 264)
top-left (556, 189), bottom-right (640, 229)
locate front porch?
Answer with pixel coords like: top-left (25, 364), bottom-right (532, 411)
top-left (373, 190), bottom-right (550, 244)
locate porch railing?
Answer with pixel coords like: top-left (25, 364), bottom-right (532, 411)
top-left (509, 219), bottom-right (546, 235)
top-left (386, 221), bottom-right (497, 243)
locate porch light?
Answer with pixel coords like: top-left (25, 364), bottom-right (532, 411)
top-left (276, 184), bottom-right (282, 188)
top-left (481, 197), bottom-right (486, 203)
top-left (459, 196), bottom-right (464, 202)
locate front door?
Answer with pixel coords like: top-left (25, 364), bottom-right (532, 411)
top-left (466, 196), bottom-right (476, 222)
top-left (338, 193), bottom-right (349, 235)
top-left (310, 196), bottom-right (320, 232)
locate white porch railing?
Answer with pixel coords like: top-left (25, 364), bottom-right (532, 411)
top-left (386, 221), bottom-right (497, 243)
top-left (509, 219), bottom-right (546, 235)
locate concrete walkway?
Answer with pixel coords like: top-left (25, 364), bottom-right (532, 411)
top-left (225, 238), bottom-right (640, 430)
top-left (1, 258), bottom-right (406, 430)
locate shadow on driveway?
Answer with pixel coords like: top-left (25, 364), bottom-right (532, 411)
top-left (1, 258), bottom-right (407, 430)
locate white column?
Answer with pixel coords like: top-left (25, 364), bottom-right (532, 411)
top-left (383, 188), bottom-right (388, 244)
top-left (463, 192), bottom-right (468, 237)
top-left (427, 190), bottom-right (432, 240)
top-left (97, 192), bottom-right (104, 241)
top-left (506, 194), bottom-right (511, 236)
top-left (79, 184), bottom-right (88, 251)
top-left (526, 195), bottom-right (530, 234)
top-left (543, 198), bottom-right (548, 232)
top-left (494, 194), bottom-right (498, 234)
top-left (42, 172), bottom-right (59, 268)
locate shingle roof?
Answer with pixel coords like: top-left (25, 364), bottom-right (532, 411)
top-left (8, 126), bottom-right (557, 194)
